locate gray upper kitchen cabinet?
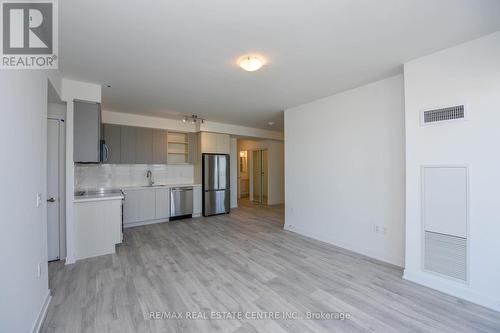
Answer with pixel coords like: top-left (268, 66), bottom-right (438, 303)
top-left (152, 129), bottom-right (168, 164)
top-left (120, 126), bottom-right (137, 164)
top-left (136, 127), bottom-right (153, 164)
top-left (188, 132), bottom-right (198, 164)
top-left (102, 124), bottom-right (121, 164)
top-left (74, 101), bottom-right (101, 162)
top-left (100, 124), bottom-right (198, 165)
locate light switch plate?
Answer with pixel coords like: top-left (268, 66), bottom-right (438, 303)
top-left (36, 193), bottom-right (42, 207)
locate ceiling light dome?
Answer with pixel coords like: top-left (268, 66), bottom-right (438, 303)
top-left (238, 56), bottom-right (264, 72)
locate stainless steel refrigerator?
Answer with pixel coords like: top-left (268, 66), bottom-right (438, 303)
top-left (203, 154), bottom-right (230, 216)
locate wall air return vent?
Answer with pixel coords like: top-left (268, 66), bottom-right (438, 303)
top-left (424, 231), bottom-right (467, 281)
top-left (421, 105), bottom-right (465, 125)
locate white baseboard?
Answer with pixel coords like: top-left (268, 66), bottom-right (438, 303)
top-left (123, 218), bottom-right (169, 228)
top-left (285, 225), bottom-right (404, 267)
top-left (403, 269), bottom-right (500, 312)
top-left (65, 256), bottom-right (76, 265)
top-left (76, 248), bottom-right (116, 261)
top-left (32, 290), bottom-right (51, 333)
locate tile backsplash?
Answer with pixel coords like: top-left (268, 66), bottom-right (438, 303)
top-left (75, 164), bottom-right (194, 190)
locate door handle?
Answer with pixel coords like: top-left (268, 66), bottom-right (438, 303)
top-left (47, 197), bottom-right (56, 203)
top-left (104, 143), bottom-right (109, 162)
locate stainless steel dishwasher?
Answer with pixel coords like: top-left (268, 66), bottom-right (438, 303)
top-left (170, 187), bottom-right (193, 220)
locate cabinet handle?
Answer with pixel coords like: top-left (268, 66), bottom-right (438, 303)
top-left (47, 197), bottom-right (55, 203)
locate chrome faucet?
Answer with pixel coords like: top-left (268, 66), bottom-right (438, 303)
top-left (146, 170), bottom-right (154, 186)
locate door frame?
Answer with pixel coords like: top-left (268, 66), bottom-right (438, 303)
top-left (237, 150), bottom-right (249, 199)
top-left (250, 149), bottom-right (269, 204)
top-left (47, 116), bottom-right (66, 260)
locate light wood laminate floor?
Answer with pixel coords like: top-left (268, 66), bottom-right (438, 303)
top-left (42, 200), bottom-right (500, 333)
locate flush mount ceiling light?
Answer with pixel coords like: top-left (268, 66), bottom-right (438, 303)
top-left (182, 114), bottom-right (205, 124)
top-left (238, 55), bottom-right (264, 72)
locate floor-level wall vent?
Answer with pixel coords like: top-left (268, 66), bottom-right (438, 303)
top-left (424, 231), bottom-right (467, 281)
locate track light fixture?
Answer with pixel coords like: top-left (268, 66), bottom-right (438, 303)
top-left (182, 115), bottom-right (205, 124)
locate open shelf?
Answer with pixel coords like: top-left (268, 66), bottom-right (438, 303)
top-left (167, 131), bottom-right (190, 164)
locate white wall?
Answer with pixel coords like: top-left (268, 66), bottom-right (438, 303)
top-left (102, 110), bottom-right (197, 132)
top-left (0, 70), bottom-right (61, 333)
top-left (284, 75), bottom-right (405, 266)
top-left (404, 31), bottom-right (500, 311)
top-left (48, 102), bottom-right (66, 118)
top-left (238, 139), bottom-right (285, 205)
top-left (202, 120), bottom-right (283, 141)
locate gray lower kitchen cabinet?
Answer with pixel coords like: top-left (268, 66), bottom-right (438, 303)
top-left (152, 129), bottom-right (168, 164)
top-left (193, 186), bottom-right (202, 217)
top-left (136, 127), bottom-right (153, 164)
top-left (155, 188), bottom-right (170, 219)
top-left (123, 188), bottom-right (170, 225)
top-left (123, 190), bottom-right (140, 223)
top-left (120, 126), bottom-right (137, 164)
top-left (102, 124), bottom-right (121, 164)
top-left (74, 101), bottom-right (101, 163)
top-left (123, 189), bottom-right (156, 224)
top-left (138, 189), bottom-right (156, 221)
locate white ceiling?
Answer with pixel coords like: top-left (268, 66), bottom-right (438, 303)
top-left (60, 0), bottom-right (500, 130)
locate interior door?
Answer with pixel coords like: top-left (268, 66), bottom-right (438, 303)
top-left (47, 119), bottom-right (60, 261)
top-left (262, 150), bottom-right (268, 204)
top-left (252, 150), bottom-right (268, 204)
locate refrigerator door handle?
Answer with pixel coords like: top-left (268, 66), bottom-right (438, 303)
top-left (217, 156), bottom-right (220, 190)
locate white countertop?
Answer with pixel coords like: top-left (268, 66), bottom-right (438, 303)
top-left (74, 192), bottom-right (124, 203)
top-left (74, 183), bottom-right (201, 202)
top-left (121, 183), bottom-right (201, 191)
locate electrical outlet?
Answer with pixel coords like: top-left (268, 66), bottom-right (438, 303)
top-left (374, 225), bottom-right (387, 235)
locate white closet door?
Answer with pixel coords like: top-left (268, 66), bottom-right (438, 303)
top-left (423, 166), bottom-right (468, 238)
